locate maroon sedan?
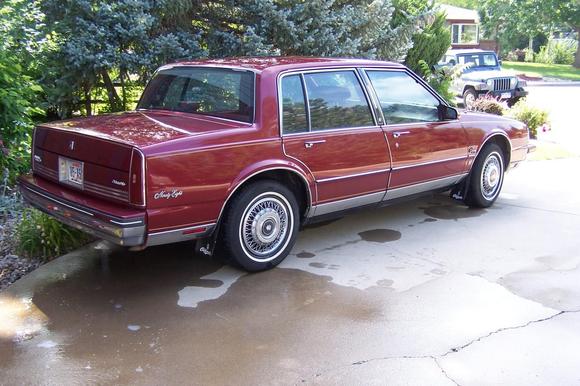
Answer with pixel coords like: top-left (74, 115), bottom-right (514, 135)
top-left (19, 57), bottom-right (531, 271)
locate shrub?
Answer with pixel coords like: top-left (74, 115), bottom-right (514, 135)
top-left (534, 39), bottom-right (576, 65)
top-left (404, 12), bottom-right (451, 74)
top-left (507, 99), bottom-right (549, 139)
top-left (16, 208), bottom-right (93, 261)
top-left (468, 94), bottom-right (506, 116)
top-left (0, 49), bottom-right (43, 182)
top-left (523, 48), bottom-right (534, 63)
top-left (417, 60), bottom-right (458, 105)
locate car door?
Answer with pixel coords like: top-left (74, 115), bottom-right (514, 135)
top-left (280, 70), bottom-right (391, 216)
top-left (363, 69), bottom-right (469, 199)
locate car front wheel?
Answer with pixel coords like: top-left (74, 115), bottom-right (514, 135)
top-left (463, 88), bottom-right (477, 109)
top-left (220, 180), bottom-right (299, 271)
top-left (464, 143), bottom-right (505, 208)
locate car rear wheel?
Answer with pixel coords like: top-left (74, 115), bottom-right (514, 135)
top-left (220, 180), bottom-right (299, 271)
top-left (464, 143), bottom-right (505, 208)
top-left (463, 88), bottom-right (477, 109)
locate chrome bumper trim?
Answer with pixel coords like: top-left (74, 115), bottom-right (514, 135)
top-left (146, 223), bottom-right (216, 247)
top-left (20, 184), bottom-right (146, 247)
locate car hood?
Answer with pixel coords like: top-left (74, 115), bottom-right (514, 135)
top-left (41, 111), bottom-right (245, 148)
top-left (462, 69), bottom-right (517, 81)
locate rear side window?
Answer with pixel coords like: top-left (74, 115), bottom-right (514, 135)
top-left (304, 71), bottom-right (374, 131)
top-left (366, 70), bottom-right (440, 124)
top-left (281, 75), bottom-right (308, 134)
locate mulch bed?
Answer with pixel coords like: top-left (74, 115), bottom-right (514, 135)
top-left (0, 194), bottom-right (42, 291)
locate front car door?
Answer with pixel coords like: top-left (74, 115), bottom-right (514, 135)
top-left (363, 69), bottom-right (469, 199)
top-left (280, 69), bottom-right (391, 216)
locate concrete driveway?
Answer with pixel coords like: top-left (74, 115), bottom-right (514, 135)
top-left (1, 158), bottom-right (580, 385)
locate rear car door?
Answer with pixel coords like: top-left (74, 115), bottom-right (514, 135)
top-left (281, 69), bottom-right (391, 215)
top-left (364, 69), bottom-right (469, 199)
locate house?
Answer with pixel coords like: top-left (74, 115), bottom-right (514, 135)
top-left (440, 4), bottom-right (480, 49)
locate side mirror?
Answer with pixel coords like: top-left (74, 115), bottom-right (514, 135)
top-left (439, 104), bottom-right (458, 121)
top-left (498, 59), bottom-right (503, 66)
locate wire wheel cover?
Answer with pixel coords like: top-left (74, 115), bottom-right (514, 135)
top-left (241, 195), bottom-right (290, 258)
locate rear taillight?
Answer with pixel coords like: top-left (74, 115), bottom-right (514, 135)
top-left (129, 148), bottom-right (146, 207)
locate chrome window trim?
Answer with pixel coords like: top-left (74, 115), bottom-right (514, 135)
top-left (216, 166), bottom-right (313, 224)
top-left (277, 67), bottom-right (379, 136)
top-left (281, 125), bottom-right (382, 137)
top-left (391, 156), bottom-right (468, 171)
top-left (316, 168), bottom-right (391, 183)
top-left (301, 73), bottom-right (312, 131)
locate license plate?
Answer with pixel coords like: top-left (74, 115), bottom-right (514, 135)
top-left (59, 157), bottom-right (84, 186)
top-left (501, 92), bottom-right (511, 99)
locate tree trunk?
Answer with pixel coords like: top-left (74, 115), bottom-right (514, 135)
top-left (83, 83), bottom-right (92, 116)
top-left (100, 69), bottom-right (122, 111)
top-left (528, 35), bottom-right (533, 51)
top-left (575, 27), bottom-right (580, 69)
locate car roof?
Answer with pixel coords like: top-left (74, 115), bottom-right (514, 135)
top-left (446, 49), bottom-right (495, 55)
top-left (161, 56), bottom-right (404, 73)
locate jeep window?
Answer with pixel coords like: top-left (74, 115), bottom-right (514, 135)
top-left (366, 71), bottom-right (440, 125)
top-left (138, 67), bottom-right (255, 123)
top-left (281, 75), bottom-right (308, 134)
top-left (303, 71), bottom-right (374, 131)
top-left (457, 53), bottom-right (498, 68)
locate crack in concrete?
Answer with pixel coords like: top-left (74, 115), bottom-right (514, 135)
top-left (434, 357), bottom-right (460, 386)
top-left (303, 309), bottom-right (580, 384)
top-left (441, 309), bottom-right (579, 357)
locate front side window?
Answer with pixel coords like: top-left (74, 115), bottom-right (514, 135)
top-left (303, 71), bottom-right (374, 131)
top-left (281, 75), bottom-right (308, 134)
top-left (138, 67), bottom-right (254, 123)
top-left (366, 71), bottom-right (440, 124)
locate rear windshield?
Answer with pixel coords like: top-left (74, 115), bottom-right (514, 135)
top-left (138, 67), bottom-right (255, 123)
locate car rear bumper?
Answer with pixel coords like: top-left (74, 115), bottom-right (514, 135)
top-left (19, 175), bottom-right (146, 247)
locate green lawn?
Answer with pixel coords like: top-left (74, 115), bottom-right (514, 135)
top-left (502, 61), bottom-right (580, 81)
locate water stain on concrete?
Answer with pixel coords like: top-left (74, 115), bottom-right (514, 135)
top-left (419, 218), bottom-right (438, 224)
top-left (296, 251), bottom-right (316, 259)
top-left (304, 218), bottom-right (342, 229)
top-left (358, 229), bottom-right (402, 243)
top-left (309, 262), bottom-right (340, 270)
top-left (423, 205), bottom-right (486, 220)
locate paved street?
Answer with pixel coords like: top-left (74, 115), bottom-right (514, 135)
top-left (1, 157), bottom-right (580, 385)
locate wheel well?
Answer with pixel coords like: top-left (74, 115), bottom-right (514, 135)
top-left (224, 169), bottom-right (311, 222)
top-left (484, 135), bottom-right (511, 167)
top-left (463, 85), bottom-right (476, 95)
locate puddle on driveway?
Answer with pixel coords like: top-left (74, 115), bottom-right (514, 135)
top-left (296, 251), bottom-right (316, 259)
top-left (0, 243), bottom-right (385, 385)
top-left (358, 229), bottom-right (401, 243)
top-left (420, 198), bottom-right (487, 220)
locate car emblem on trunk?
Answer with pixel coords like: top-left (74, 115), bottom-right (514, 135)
top-left (69, 140), bottom-right (75, 150)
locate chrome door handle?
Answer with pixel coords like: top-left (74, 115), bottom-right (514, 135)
top-left (393, 131), bottom-right (411, 139)
top-left (304, 140), bottom-right (326, 149)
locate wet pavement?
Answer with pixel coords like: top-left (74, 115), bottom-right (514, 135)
top-left (1, 158), bottom-right (580, 385)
